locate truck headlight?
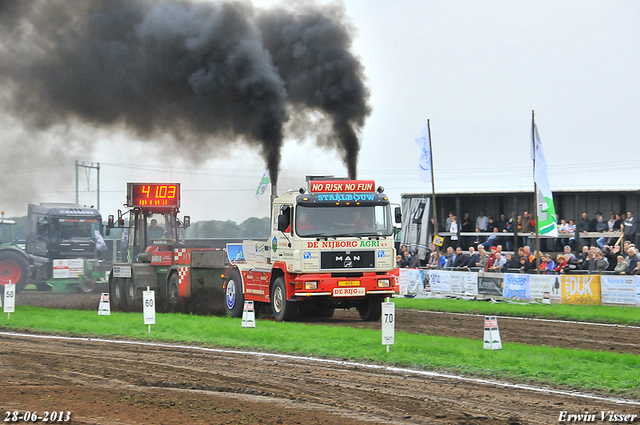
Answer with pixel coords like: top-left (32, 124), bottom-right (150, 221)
top-left (377, 279), bottom-right (391, 288)
top-left (305, 281), bottom-right (318, 290)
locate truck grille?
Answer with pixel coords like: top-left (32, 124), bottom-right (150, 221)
top-left (320, 251), bottom-right (375, 270)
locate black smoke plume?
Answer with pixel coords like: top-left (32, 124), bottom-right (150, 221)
top-left (0, 0), bottom-right (370, 186)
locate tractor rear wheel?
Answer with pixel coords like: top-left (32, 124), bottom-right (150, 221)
top-left (0, 251), bottom-right (30, 292)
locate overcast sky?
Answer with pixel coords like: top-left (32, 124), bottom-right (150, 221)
top-left (3, 0), bottom-right (639, 223)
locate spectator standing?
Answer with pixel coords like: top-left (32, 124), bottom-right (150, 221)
top-left (461, 212), bottom-right (474, 248)
top-left (497, 214), bottom-right (508, 232)
top-left (624, 211), bottom-right (636, 244)
top-left (476, 211), bottom-right (489, 232)
top-left (521, 211), bottom-right (533, 249)
top-left (557, 219), bottom-right (570, 251)
top-left (449, 215), bottom-right (459, 249)
top-left (577, 212), bottom-right (591, 247)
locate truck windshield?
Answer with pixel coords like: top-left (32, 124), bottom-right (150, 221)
top-left (296, 205), bottom-right (393, 238)
top-left (58, 219), bottom-right (101, 240)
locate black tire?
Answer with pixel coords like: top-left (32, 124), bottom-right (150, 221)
top-left (271, 277), bottom-right (297, 322)
top-left (80, 279), bottom-right (94, 294)
top-left (319, 306), bottom-right (335, 318)
top-left (357, 296), bottom-right (383, 321)
top-left (0, 251), bottom-right (30, 292)
top-left (109, 276), bottom-right (126, 310)
top-left (225, 269), bottom-right (244, 318)
top-left (167, 272), bottom-right (180, 311)
top-left (124, 278), bottom-right (138, 310)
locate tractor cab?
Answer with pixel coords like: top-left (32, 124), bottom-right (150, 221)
top-left (108, 183), bottom-right (190, 262)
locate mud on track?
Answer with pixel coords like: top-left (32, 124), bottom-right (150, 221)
top-left (1, 334), bottom-right (638, 425)
top-left (4, 292), bottom-right (640, 424)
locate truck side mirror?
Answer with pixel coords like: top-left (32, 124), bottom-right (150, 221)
top-left (183, 216), bottom-right (191, 228)
top-left (107, 215), bottom-right (114, 228)
top-left (103, 224), bottom-right (111, 237)
top-left (394, 207), bottom-right (402, 224)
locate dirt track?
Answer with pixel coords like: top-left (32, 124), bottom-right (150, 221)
top-left (2, 293), bottom-right (639, 424)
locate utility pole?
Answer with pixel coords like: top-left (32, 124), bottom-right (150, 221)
top-left (75, 161), bottom-right (101, 210)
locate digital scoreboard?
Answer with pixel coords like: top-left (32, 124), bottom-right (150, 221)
top-left (127, 183), bottom-right (180, 208)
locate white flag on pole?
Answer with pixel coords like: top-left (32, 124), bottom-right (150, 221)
top-left (533, 124), bottom-right (558, 237)
top-left (414, 123), bottom-right (432, 183)
top-left (255, 170), bottom-right (270, 199)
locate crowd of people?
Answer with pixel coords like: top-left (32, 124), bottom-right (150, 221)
top-left (397, 209), bottom-right (640, 275)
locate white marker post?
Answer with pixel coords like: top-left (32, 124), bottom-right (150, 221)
top-left (241, 300), bottom-right (256, 328)
top-left (143, 287), bottom-right (156, 333)
top-left (98, 293), bottom-right (111, 316)
top-left (483, 316), bottom-right (502, 350)
top-left (381, 298), bottom-right (395, 352)
top-left (4, 282), bottom-right (16, 319)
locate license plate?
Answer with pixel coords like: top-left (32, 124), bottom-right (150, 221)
top-left (338, 280), bottom-right (361, 287)
top-left (333, 287), bottom-right (366, 297)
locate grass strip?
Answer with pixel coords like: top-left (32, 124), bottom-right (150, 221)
top-left (393, 297), bottom-right (640, 326)
top-left (1, 306), bottom-right (639, 399)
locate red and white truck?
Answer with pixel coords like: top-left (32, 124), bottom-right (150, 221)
top-left (225, 177), bottom-right (399, 321)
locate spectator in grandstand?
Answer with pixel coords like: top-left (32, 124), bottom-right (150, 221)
top-left (521, 211), bottom-right (533, 248)
top-left (557, 218), bottom-right (570, 251)
top-left (522, 246), bottom-right (535, 263)
top-left (623, 211), bottom-right (636, 244)
top-left (625, 247), bottom-right (640, 274)
top-left (555, 254), bottom-right (567, 273)
top-left (581, 249), bottom-right (598, 273)
top-left (501, 253), bottom-right (518, 272)
top-left (401, 250), bottom-right (411, 268)
top-left (440, 246), bottom-right (456, 269)
top-left (460, 212), bottom-right (473, 248)
top-left (485, 245), bottom-right (498, 271)
top-left (425, 247), bottom-right (439, 269)
top-left (496, 214), bottom-right (508, 232)
top-left (399, 244), bottom-right (408, 258)
top-left (595, 251), bottom-right (609, 272)
top-left (476, 248), bottom-right (488, 270)
top-left (449, 215), bottom-right (459, 249)
top-left (540, 254), bottom-right (555, 272)
top-left (519, 255), bottom-right (535, 273)
top-left (472, 227), bottom-right (484, 246)
top-left (578, 245), bottom-right (590, 263)
top-left (445, 211), bottom-right (454, 232)
top-left (480, 228), bottom-right (500, 250)
top-left (475, 211), bottom-right (488, 232)
top-left (614, 255), bottom-right (628, 274)
top-left (567, 219), bottom-right (577, 249)
top-left (453, 247), bottom-right (467, 269)
top-left (463, 246), bottom-right (479, 269)
top-left (577, 212), bottom-right (592, 247)
top-left (489, 252), bottom-right (506, 271)
top-left (396, 254), bottom-right (403, 268)
top-left (408, 250), bottom-right (421, 268)
top-left (595, 215), bottom-right (609, 249)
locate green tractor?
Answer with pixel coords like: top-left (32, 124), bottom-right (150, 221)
top-left (0, 213), bottom-right (30, 291)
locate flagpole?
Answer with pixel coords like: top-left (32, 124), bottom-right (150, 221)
top-left (427, 119), bottom-right (440, 265)
top-left (532, 110), bottom-right (540, 274)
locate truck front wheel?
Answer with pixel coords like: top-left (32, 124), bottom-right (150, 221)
top-left (0, 251), bottom-right (30, 292)
top-left (357, 296), bottom-right (383, 321)
top-left (167, 273), bottom-right (180, 311)
top-left (271, 277), bottom-right (297, 322)
top-left (225, 269), bottom-right (244, 318)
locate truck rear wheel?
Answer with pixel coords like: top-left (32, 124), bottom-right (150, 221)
top-left (124, 278), bottom-right (139, 311)
top-left (110, 277), bottom-right (126, 310)
top-left (0, 251), bottom-right (30, 292)
top-left (357, 296), bottom-right (383, 321)
top-left (271, 277), bottom-right (297, 322)
top-left (225, 269), bottom-right (244, 318)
